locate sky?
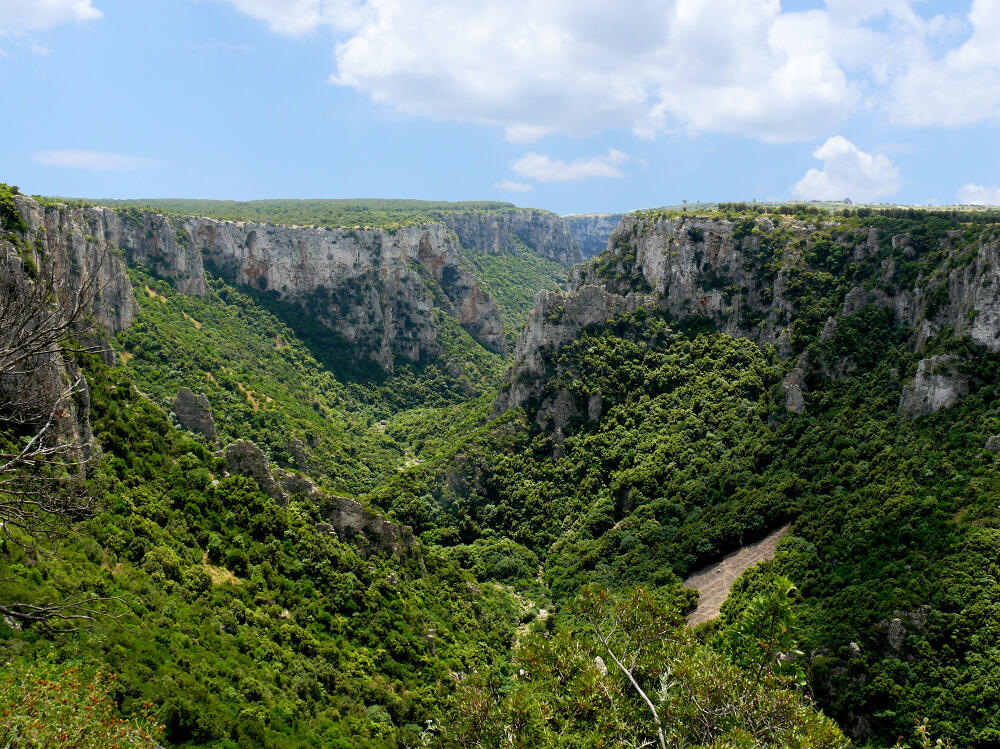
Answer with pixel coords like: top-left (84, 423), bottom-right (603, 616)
top-left (1, 0), bottom-right (999, 215)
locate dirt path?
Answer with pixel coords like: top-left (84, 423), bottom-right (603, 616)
top-left (683, 524), bottom-right (790, 625)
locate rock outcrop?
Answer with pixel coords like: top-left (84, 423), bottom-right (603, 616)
top-left (437, 209), bottom-right (581, 266)
top-left (780, 358), bottom-right (808, 414)
top-left (497, 210), bottom-right (1000, 419)
top-left (222, 440), bottom-right (285, 502)
top-left (494, 285), bottom-right (653, 415)
top-left (326, 495), bottom-right (418, 560)
top-left (13, 196), bottom-right (140, 340)
top-left (2, 196), bottom-right (140, 454)
top-left (174, 387), bottom-right (216, 440)
top-left (11, 195), bottom-right (507, 373)
top-left (219, 439), bottom-right (418, 560)
top-left (563, 213), bottom-right (626, 259)
top-left (898, 355), bottom-right (969, 419)
top-left (183, 217), bottom-right (505, 368)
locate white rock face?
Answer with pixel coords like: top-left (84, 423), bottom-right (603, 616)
top-left (181, 217), bottom-right (505, 369)
top-left (563, 213), bottom-right (626, 259)
top-left (14, 196), bottom-right (140, 337)
top-left (495, 284), bottom-right (653, 415)
top-left (12, 195), bottom-right (507, 373)
top-left (898, 355), bottom-right (970, 419)
top-left (439, 209), bottom-right (582, 266)
top-left (781, 360), bottom-right (808, 414)
top-left (498, 211), bottom-right (1000, 420)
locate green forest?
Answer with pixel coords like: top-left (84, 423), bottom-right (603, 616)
top-left (4, 184), bottom-right (1000, 747)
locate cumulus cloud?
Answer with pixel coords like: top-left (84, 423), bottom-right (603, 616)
top-left (34, 150), bottom-right (157, 170)
top-left (791, 136), bottom-right (901, 202)
top-left (220, 0), bottom-right (1000, 141)
top-left (889, 0), bottom-right (1000, 127)
top-left (957, 183), bottom-right (1000, 205)
top-left (222, 0), bottom-right (862, 143)
top-left (0, 0), bottom-right (101, 32)
top-left (511, 149), bottom-right (631, 183)
top-left (493, 180), bottom-right (533, 193)
top-left (218, 0), bottom-right (364, 35)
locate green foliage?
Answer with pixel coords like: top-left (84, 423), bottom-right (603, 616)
top-left (0, 182), bottom-right (26, 233)
top-left (0, 658), bottom-right (163, 747)
top-left (458, 240), bottom-right (566, 344)
top-left (0, 357), bottom-right (518, 746)
top-left (445, 585), bottom-right (846, 748)
top-left (45, 198), bottom-right (524, 230)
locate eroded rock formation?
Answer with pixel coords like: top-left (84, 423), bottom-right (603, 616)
top-left (174, 387), bottom-right (216, 440)
top-left (563, 213), bottom-right (625, 259)
top-left (497, 211), bottom-right (1000, 420)
top-left (12, 195), bottom-right (508, 374)
top-left (438, 209), bottom-right (581, 266)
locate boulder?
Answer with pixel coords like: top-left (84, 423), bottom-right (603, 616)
top-left (898, 355), bottom-right (970, 420)
top-left (780, 356), bottom-right (809, 414)
top-left (174, 387), bottom-right (216, 440)
top-left (222, 440), bottom-right (285, 503)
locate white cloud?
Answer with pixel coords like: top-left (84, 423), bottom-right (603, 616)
top-left (511, 149), bottom-right (631, 183)
top-left (957, 183), bottom-right (1000, 205)
top-left (493, 180), bottom-right (533, 193)
top-left (0, 0), bottom-right (101, 32)
top-left (224, 0), bottom-right (861, 143)
top-left (221, 0), bottom-right (1000, 141)
top-left (889, 0), bottom-right (1000, 126)
top-left (218, 0), bottom-right (364, 35)
top-left (791, 136), bottom-right (901, 202)
top-left (34, 150), bottom-right (157, 171)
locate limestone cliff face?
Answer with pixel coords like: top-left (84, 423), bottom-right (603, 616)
top-left (14, 196), bottom-right (140, 337)
top-left (494, 285), bottom-right (653, 417)
top-left (437, 209), bottom-right (582, 266)
top-left (498, 211), bottom-right (1000, 419)
top-left (11, 196), bottom-right (506, 373)
top-left (180, 217), bottom-right (505, 368)
top-left (4, 197), bottom-right (141, 454)
top-left (563, 213), bottom-right (625, 259)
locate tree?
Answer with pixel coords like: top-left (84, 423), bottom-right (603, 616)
top-left (446, 584), bottom-right (847, 748)
top-left (0, 221), bottom-right (116, 631)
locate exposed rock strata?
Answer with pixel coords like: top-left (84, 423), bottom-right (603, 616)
top-left (563, 213), bottom-right (626, 259)
top-left (12, 195), bottom-right (507, 373)
top-left (325, 495), bottom-right (418, 560)
top-left (898, 355), bottom-right (969, 419)
top-left (174, 387), bottom-right (216, 440)
top-left (183, 217), bottom-right (505, 368)
top-left (3, 198), bottom-right (140, 454)
top-left (494, 285), bottom-right (653, 415)
top-left (222, 440), bottom-right (285, 503)
top-left (437, 209), bottom-right (581, 266)
top-left (498, 211), bottom-right (1000, 419)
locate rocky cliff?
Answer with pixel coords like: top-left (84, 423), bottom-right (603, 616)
top-left (180, 216), bottom-right (505, 368)
top-left (11, 196), bottom-right (506, 373)
top-left (563, 213), bottom-right (625, 259)
top-left (498, 210), bottom-right (1000, 419)
top-left (3, 196), bottom-right (139, 454)
top-left (437, 209), bottom-right (582, 266)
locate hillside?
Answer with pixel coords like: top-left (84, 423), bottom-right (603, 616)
top-left (369, 205), bottom-right (1000, 745)
top-left (7, 182), bottom-right (1000, 746)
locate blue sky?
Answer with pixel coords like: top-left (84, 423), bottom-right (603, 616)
top-left (1, 0), bottom-right (999, 214)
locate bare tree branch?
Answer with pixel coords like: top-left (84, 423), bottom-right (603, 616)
top-left (0, 235), bottom-right (113, 631)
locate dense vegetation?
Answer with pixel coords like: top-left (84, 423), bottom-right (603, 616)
top-left (5, 197), bottom-right (1000, 746)
top-left (364, 210), bottom-right (1000, 745)
top-left (459, 239), bottom-right (567, 347)
top-left (39, 197), bottom-right (529, 230)
top-left (125, 267), bottom-right (503, 478)
top-left (1, 355), bottom-right (517, 747)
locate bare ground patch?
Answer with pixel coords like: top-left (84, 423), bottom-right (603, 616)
top-left (684, 524), bottom-right (790, 626)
